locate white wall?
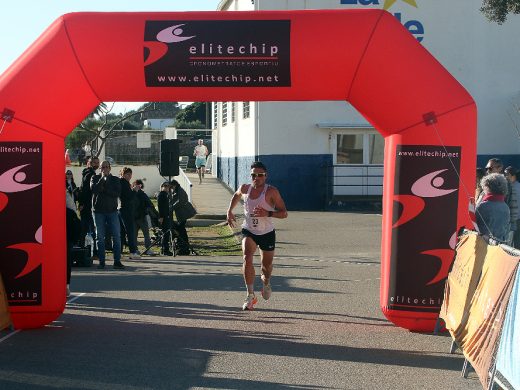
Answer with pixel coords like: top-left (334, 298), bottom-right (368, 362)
top-left (223, 0), bottom-right (520, 157)
top-left (257, 101), bottom-right (368, 155)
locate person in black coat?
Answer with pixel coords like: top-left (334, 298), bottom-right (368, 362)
top-left (65, 170), bottom-right (80, 206)
top-left (157, 181), bottom-right (173, 256)
top-left (132, 179), bottom-right (155, 255)
top-left (78, 157), bottom-right (99, 258)
top-left (119, 167), bottom-right (140, 259)
top-left (169, 180), bottom-right (196, 255)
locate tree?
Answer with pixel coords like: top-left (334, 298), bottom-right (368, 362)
top-left (175, 102), bottom-right (208, 129)
top-left (140, 102), bottom-right (181, 119)
top-left (480, 0), bottom-right (520, 24)
top-left (69, 102), bottom-right (156, 158)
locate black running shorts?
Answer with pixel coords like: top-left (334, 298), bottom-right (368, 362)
top-left (241, 228), bottom-right (276, 251)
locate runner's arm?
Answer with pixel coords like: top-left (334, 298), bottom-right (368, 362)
top-left (268, 187), bottom-right (288, 219)
top-left (226, 185), bottom-right (247, 227)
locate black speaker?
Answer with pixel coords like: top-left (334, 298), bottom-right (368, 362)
top-left (160, 139), bottom-right (180, 177)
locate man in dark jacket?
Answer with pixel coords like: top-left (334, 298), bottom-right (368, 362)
top-left (132, 179), bottom-right (155, 255)
top-left (91, 160), bottom-right (124, 269)
top-left (79, 156), bottom-right (99, 257)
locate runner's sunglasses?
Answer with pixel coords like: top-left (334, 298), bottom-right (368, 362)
top-left (250, 173), bottom-right (267, 178)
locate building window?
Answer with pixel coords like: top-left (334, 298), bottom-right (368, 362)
top-left (222, 102), bottom-right (228, 127)
top-left (231, 102), bottom-right (236, 123)
top-left (243, 101), bottom-right (250, 119)
top-left (335, 131), bottom-right (384, 165)
top-left (367, 134), bottom-right (384, 164)
top-left (336, 134), bottom-right (363, 164)
top-left (213, 102), bottom-right (218, 129)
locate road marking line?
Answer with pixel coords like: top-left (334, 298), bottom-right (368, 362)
top-left (0, 329), bottom-right (21, 343)
top-left (0, 292), bottom-right (87, 344)
top-left (66, 292), bottom-right (86, 304)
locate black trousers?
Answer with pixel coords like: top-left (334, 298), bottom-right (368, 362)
top-left (161, 217), bottom-right (172, 252)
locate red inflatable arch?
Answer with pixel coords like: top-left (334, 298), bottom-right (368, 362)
top-left (0, 10), bottom-right (476, 330)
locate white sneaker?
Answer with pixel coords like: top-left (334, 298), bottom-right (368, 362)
top-left (261, 283), bottom-right (272, 301)
top-left (129, 253), bottom-right (141, 260)
top-left (261, 275), bottom-right (272, 300)
top-left (242, 293), bottom-right (257, 311)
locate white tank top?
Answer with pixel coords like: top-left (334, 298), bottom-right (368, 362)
top-left (242, 184), bottom-right (275, 235)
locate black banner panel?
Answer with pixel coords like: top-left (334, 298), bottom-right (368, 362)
top-left (144, 20), bottom-right (291, 87)
top-left (0, 142), bottom-right (43, 306)
top-left (388, 145), bottom-right (461, 313)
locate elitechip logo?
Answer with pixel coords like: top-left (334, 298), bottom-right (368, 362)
top-left (340, 0), bottom-right (424, 42)
top-left (144, 20), bottom-right (291, 87)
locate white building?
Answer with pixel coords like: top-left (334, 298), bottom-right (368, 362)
top-left (212, 0), bottom-right (520, 210)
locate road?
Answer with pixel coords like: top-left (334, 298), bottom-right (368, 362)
top-left (0, 211), bottom-right (482, 389)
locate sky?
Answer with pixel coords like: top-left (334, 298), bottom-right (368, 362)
top-left (0, 0), bottom-right (218, 113)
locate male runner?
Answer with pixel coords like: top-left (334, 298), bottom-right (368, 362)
top-left (193, 139), bottom-right (208, 184)
top-left (226, 161), bottom-right (288, 310)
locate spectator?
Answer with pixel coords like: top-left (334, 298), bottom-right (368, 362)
top-left (91, 160), bottom-right (124, 269)
top-left (478, 158), bottom-right (518, 243)
top-left (119, 167), bottom-right (140, 259)
top-left (132, 179), bottom-right (155, 255)
top-left (65, 169), bottom-right (80, 207)
top-left (169, 180), bottom-right (196, 255)
top-left (66, 190), bottom-right (81, 297)
top-left (158, 182), bottom-right (173, 256)
top-left (476, 173), bottom-right (510, 242)
top-left (475, 167), bottom-right (485, 200)
top-left (78, 157), bottom-right (99, 259)
top-left (505, 166), bottom-right (520, 248)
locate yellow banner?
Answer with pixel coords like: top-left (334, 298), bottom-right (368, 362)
top-left (457, 246), bottom-right (518, 389)
top-left (439, 233), bottom-right (487, 334)
top-left (0, 273), bottom-right (12, 331)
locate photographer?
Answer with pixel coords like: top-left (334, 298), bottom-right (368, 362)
top-left (158, 182), bottom-right (173, 256)
top-left (91, 160), bottom-right (124, 269)
top-left (169, 180), bottom-right (196, 255)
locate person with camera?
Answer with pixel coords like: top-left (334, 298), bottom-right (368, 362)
top-left (91, 160), bottom-right (124, 269)
top-left (169, 180), bottom-right (196, 255)
top-left (158, 182), bottom-right (173, 256)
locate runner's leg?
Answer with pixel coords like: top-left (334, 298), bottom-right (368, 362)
top-left (260, 249), bottom-right (274, 284)
top-left (242, 236), bottom-right (257, 294)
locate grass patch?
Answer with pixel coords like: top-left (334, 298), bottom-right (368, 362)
top-left (188, 224), bottom-right (242, 256)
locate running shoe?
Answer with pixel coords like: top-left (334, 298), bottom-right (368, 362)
top-left (129, 252), bottom-right (141, 260)
top-left (261, 275), bottom-right (272, 300)
top-left (242, 293), bottom-right (257, 311)
top-left (261, 283), bottom-right (272, 301)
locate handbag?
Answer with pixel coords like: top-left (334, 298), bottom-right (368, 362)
top-left (175, 201), bottom-right (197, 222)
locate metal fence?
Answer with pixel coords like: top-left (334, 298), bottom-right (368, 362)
top-left (104, 130), bottom-right (163, 166)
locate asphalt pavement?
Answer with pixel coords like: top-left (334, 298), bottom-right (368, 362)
top-left (0, 174), bottom-right (483, 390)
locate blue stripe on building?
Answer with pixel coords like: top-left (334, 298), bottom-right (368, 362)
top-left (218, 154), bottom-right (332, 210)
top-left (217, 154), bottom-right (520, 211)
